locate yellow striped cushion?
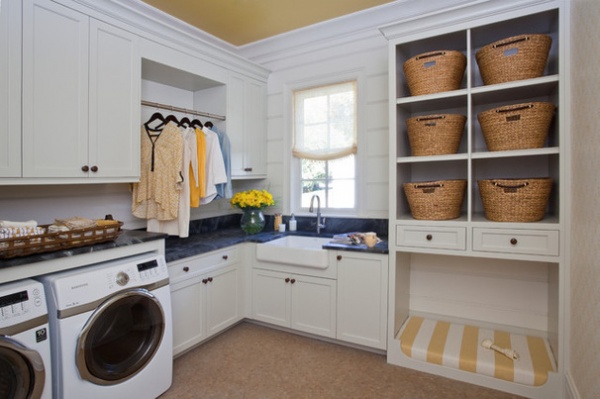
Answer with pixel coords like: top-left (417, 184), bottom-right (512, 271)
top-left (398, 316), bottom-right (555, 386)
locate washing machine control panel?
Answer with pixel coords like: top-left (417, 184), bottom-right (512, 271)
top-left (115, 272), bottom-right (130, 286)
top-left (0, 281), bottom-right (47, 324)
top-left (136, 258), bottom-right (161, 281)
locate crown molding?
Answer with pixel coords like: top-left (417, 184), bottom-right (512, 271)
top-left (379, 0), bottom-right (560, 41)
top-left (64, 0), bottom-right (270, 80)
top-left (236, 0), bottom-right (480, 65)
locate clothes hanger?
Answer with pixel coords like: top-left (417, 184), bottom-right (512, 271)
top-left (178, 117), bottom-right (191, 128)
top-left (145, 112), bottom-right (164, 125)
top-left (144, 111), bottom-right (165, 135)
top-left (190, 118), bottom-right (203, 129)
top-left (164, 114), bottom-right (179, 125)
top-left (204, 121), bottom-right (213, 128)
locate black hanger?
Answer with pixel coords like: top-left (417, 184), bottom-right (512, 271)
top-left (178, 117), bottom-right (191, 128)
top-left (164, 114), bottom-right (179, 125)
top-left (204, 121), bottom-right (213, 128)
top-left (145, 112), bottom-right (164, 125)
top-left (190, 118), bottom-right (203, 129)
top-left (144, 112), bottom-right (165, 135)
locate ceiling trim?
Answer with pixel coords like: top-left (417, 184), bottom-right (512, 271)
top-left (68, 0), bottom-right (269, 79)
top-left (237, 0), bottom-right (482, 65)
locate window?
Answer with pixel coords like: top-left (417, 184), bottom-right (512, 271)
top-left (293, 81), bottom-right (357, 210)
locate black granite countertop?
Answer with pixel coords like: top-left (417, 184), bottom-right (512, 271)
top-left (1, 216), bottom-right (389, 268)
top-left (0, 230), bottom-right (167, 269)
top-left (164, 228), bottom-right (388, 263)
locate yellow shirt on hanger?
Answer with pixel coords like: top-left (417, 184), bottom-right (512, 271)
top-left (190, 126), bottom-right (206, 207)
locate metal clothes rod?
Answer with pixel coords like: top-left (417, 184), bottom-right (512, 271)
top-left (141, 100), bottom-right (226, 121)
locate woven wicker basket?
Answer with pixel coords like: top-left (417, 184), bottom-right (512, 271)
top-left (476, 34), bottom-right (552, 85)
top-left (403, 50), bottom-right (466, 96)
top-left (0, 222), bottom-right (123, 259)
top-left (478, 178), bottom-right (552, 222)
top-left (478, 102), bottom-right (555, 151)
top-left (404, 180), bottom-right (467, 220)
top-left (407, 114), bottom-right (466, 156)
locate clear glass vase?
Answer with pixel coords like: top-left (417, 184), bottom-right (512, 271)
top-left (240, 208), bottom-right (265, 235)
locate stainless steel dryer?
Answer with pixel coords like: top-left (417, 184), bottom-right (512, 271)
top-left (0, 279), bottom-right (52, 399)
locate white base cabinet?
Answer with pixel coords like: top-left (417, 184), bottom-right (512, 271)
top-left (252, 268), bottom-right (337, 338)
top-left (169, 247), bottom-right (242, 356)
top-left (252, 249), bottom-right (388, 350)
top-left (335, 251), bottom-right (388, 350)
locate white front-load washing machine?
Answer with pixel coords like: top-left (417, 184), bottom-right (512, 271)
top-left (37, 253), bottom-right (173, 399)
top-left (0, 278), bottom-right (52, 399)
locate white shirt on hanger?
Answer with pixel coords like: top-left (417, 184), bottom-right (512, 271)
top-left (200, 126), bottom-right (228, 204)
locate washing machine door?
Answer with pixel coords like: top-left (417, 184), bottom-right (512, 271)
top-left (0, 336), bottom-right (46, 399)
top-left (76, 288), bottom-right (165, 385)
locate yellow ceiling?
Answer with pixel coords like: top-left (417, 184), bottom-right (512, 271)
top-left (141, 0), bottom-right (395, 46)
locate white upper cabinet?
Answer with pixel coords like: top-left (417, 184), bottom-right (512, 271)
top-left (20, 0), bottom-right (140, 182)
top-left (228, 73), bottom-right (267, 179)
top-left (0, 0), bottom-right (22, 177)
top-left (89, 19), bottom-right (140, 179)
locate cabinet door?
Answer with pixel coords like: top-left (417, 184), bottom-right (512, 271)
top-left (291, 275), bottom-right (337, 338)
top-left (252, 269), bottom-right (290, 327)
top-left (170, 277), bottom-right (206, 356)
top-left (89, 19), bottom-right (140, 179)
top-left (206, 264), bottom-right (242, 336)
top-left (22, 0), bottom-right (89, 177)
top-left (336, 252), bottom-right (388, 349)
top-left (227, 73), bottom-right (267, 179)
top-left (243, 78), bottom-right (267, 177)
top-left (0, 0), bottom-right (21, 177)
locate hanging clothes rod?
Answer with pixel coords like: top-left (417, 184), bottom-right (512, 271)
top-left (141, 100), bottom-right (226, 121)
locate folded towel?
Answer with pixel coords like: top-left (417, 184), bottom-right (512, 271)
top-left (54, 217), bottom-right (96, 230)
top-left (0, 220), bottom-right (38, 228)
top-left (0, 226), bottom-right (45, 239)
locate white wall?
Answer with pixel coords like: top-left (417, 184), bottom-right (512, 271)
top-left (569, 0), bottom-right (600, 398)
top-left (244, 17), bottom-right (390, 219)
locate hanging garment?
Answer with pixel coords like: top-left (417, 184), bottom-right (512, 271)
top-left (211, 125), bottom-right (233, 199)
top-left (132, 121), bottom-right (183, 221)
top-left (190, 126), bottom-right (207, 207)
top-left (147, 127), bottom-right (197, 237)
top-left (200, 126), bottom-right (227, 204)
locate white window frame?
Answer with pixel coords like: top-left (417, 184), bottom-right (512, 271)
top-left (284, 70), bottom-right (366, 217)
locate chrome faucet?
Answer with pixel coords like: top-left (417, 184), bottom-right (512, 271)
top-left (309, 194), bottom-right (326, 234)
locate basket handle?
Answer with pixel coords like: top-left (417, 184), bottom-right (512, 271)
top-left (493, 181), bottom-right (529, 192)
top-left (417, 115), bottom-right (445, 126)
top-left (416, 51), bottom-right (446, 60)
top-left (415, 183), bottom-right (444, 193)
top-left (415, 183), bottom-right (444, 189)
top-left (495, 104), bottom-right (534, 113)
top-left (416, 115), bottom-right (446, 122)
top-left (493, 36), bottom-right (530, 48)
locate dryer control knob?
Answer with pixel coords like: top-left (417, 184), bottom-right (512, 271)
top-left (115, 272), bottom-right (130, 286)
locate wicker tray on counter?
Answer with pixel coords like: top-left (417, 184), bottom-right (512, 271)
top-left (0, 222), bottom-right (123, 259)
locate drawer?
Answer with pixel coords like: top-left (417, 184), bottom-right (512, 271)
top-left (168, 246), bottom-right (239, 279)
top-left (473, 228), bottom-right (559, 256)
top-left (396, 225), bottom-right (466, 251)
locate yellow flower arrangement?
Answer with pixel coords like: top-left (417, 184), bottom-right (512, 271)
top-left (230, 189), bottom-right (275, 210)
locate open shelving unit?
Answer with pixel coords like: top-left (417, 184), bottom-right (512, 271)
top-left (380, 2), bottom-right (568, 398)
